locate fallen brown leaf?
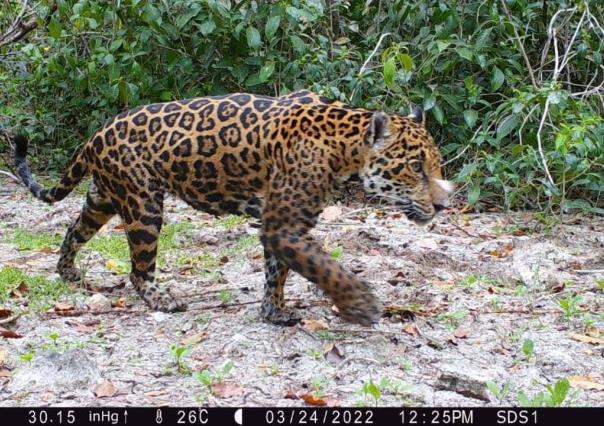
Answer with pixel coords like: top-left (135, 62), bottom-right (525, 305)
top-left (323, 343), bottom-right (344, 365)
top-left (567, 260), bottom-right (583, 270)
top-left (0, 327), bottom-right (22, 338)
top-left (0, 308), bottom-right (11, 319)
top-left (569, 333), bottom-right (604, 345)
top-left (111, 297), bottom-right (128, 308)
top-left (402, 324), bottom-right (418, 336)
top-left (568, 376), bottom-right (604, 391)
top-left (39, 246), bottom-right (58, 254)
top-left (11, 281), bottom-right (28, 298)
top-left (212, 383), bottom-right (244, 398)
top-left (300, 318), bottom-right (328, 332)
top-left (453, 328), bottom-right (469, 339)
top-left (180, 332), bottom-right (208, 346)
top-left (550, 282), bottom-right (565, 293)
top-left (320, 206), bottom-right (343, 222)
top-left (301, 393), bottom-right (327, 406)
top-left (54, 302), bottom-right (75, 312)
top-left (94, 381), bottom-right (117, 398)
top-left (0, 368), bottom-right (11, 377)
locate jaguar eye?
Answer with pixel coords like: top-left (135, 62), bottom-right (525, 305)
top-left (410, 161), bottom-right (423, 173)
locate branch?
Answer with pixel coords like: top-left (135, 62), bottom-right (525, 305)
top-left (0, 1), bottom-right (57, 47)
top-left (500, 0), bottom-right (538, 89)
top-left (350, 32), bottom-right (391, 100)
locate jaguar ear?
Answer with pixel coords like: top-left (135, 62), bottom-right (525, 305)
top-left (408, 106), bottom-right (424, 124)
top-left (364, 112), bottom-right (391, 148)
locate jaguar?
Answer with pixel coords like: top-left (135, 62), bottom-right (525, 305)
top-left (13, 90), bottom-right (453, 326)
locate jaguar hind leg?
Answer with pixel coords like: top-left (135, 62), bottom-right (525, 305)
top-left (122, 195), bottom-right (186, 312)
top-left (260, 249), bottom-right (300, 325)
top-left (57, 182), bottom-right (116, 282)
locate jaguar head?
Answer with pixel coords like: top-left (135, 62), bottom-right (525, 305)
top-left (360, 108), bottom-right (454, 224)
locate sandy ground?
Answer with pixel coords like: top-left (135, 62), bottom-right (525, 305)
top-left (0, 176), bottom-right (603, 407)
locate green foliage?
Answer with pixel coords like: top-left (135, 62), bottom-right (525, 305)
top-left (5, 229), bottom-right (62, 251)
top-left (330, 245), bottom-right (343, 260)
top-left (193, 359), bottom-right (235, 398)
top-left (521, 338), bottom-right (535, 359)
top-left (486, 381), bottom-right (512, 404)
top-left (558, 294), bottom-right (583, 326)
top-left (169, 343), bottom-right (191, 374)
top-left (517, 378), bottom-right (571, 407)
top-left (1, 0), bottom-right (603, 212)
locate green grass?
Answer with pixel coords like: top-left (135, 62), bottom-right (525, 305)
top-left (4, 229), bottom-right (62, 251)
top-left (0, 266), bottom-right (73, 311)
top-left (227, 234), bottom-right (259, 254)
top-left (174, 234), bottom-right (259, 278)
top-left (82, 221), bottom-right (195, 273)
top-left (214, 215), bottom-right (247, 229)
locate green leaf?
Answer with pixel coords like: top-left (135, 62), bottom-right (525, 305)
top-left (330, 246), bottom-right (343, 260)
top-left (48, 19), bottom-right (62, 39)
top-left (365, 381), bottom-right (381, 400)
top-left (103, 54), bottom-right (115, 65)
top-left (547, 91), bottom-right (562, 105)
top-left (265, 16), bottom-right (281, 39)
top-left (432, 105), bottom-right (444, 124)
top-left (517, 392), bottom-right (531, 407)
top-left (468, 185), bottom-right (480, 205)
top-left (457, 47), bottom-right (473, 62)
top-left (423, 95), bottom-right (436, 111)
top-left (246, 26), bottom-right (262, 49)
top-left (221, 360), bottom-right (234, 375)
top-left (522, 339), bottom-right (534, 357)
top-left (463, 110), bottom-right (478, 128)
top-left (486, 381), bottom-right (500, 397)
top-left (193, 370), bottom-right (212, 387)
top-left (290, 35), bottom-right (306, 53)
top-left (551, 378), bottom-right (570, 406)
top-left (383, 57), bottom-right (396, 87)
top-left (491, 66), bottom-right (505, 91)
top-left (437, 40), bottom-right (450, 52)
top-left (259, 61), bottom-right (275, 83)
top-left (496, 114), bottom-right (520, 139)
top-left (199, 20), bottom-right (216, 36)
top-left (399, 53), bottom-right (414, 71)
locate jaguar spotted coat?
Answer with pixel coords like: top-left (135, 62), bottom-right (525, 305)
top-left (14, 90), bottom-right (453, 326)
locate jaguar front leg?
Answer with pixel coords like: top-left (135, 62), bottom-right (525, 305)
top-left (261, 170), bottom-right (382, 326)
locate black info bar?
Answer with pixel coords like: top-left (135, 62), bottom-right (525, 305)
top-left (1, 407), bottom-right (601, 426)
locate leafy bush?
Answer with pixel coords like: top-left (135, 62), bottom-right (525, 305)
top-left (1, 0), bottom-right (603, 212)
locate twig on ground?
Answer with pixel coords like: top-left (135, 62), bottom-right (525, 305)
top-left (0, 170), bottom-right (19, 182)
top-left (0, 312), bottom-right (20, 325)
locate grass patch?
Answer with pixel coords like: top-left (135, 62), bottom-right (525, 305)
top-left (227, 234), bottom-right (259, 254)
top-left (214, 215), bottom-right (247, 229)
top-left (0, 266), bottom-right (73, 311)
top-left (83, 221), bottom-right (195, 273)
top-left (4, 229), bottom-right (62, 251)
